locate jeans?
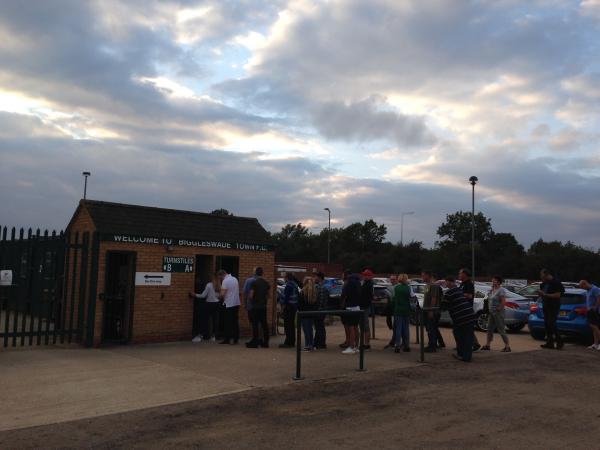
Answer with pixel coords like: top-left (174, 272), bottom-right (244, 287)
top-left (425, 313), bottom-right (444, 349)
top-left (302, 318), bottom-right (314, 348)
top-left (543, 301), bottom-right (562, 346)
top-left (249, 307), bottom-right (269, 345)
top-left (487, 310), bottom-right (509, 345)
top-left (204, 302), bottom-right (220, 339)
top-left (453, 322), bottom-right (475, 362)
top-left (223, 305), bottom-right (240, 343)
top-left (394, 315), bottom-right (410, 349)
top-left (283, 303), bottom-right (298, 346)
top-left (314, 316), bottom-right (326, 348)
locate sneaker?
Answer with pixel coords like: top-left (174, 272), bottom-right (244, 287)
top-left (501, 347), bottom-right (511, 353)
top-left (556, 342), bottom-right (564, 350)
top-left (210, 336), bottom-right (216, 343)
top-left (192, 335), bottom-right (203, 343)
top-left (342, 346), bottom-right (357, 354)
top-left (472, 344), bottom-right (482, 352)
top-left (587, 344), bottom-right (597, 349)
top-left (339, 342), bottom-right (349, 349)
top-left (480, 345), bottom-right (491, 351)
top-left (424, 347), bottom-right (436, 353)
top-left (360, 345), bottom-right (371, 351)
top-left (540, 343), bottom-right (555, 349)
top-left (394, 347), bottom-right (400, 353)
top-left (302, 347), bottom-right (313, 352)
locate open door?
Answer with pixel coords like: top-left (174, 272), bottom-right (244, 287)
top-left (102, 251), bottom-right (136, 344)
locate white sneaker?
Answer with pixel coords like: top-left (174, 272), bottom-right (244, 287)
top-left (587, 344), bottom-right (598, 350)
top-left (210, 336), bottom-right (216, 343)
top-left (192, 335), bottom-right (203, 343)
top-left (342, 346), bottom-right (357, 354)
top-left (596, 345), bottom-right (600, 351)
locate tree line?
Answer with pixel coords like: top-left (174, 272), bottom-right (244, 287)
top-left (270, 211), bottom-right (600, 281)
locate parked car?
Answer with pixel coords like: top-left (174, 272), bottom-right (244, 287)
top-left (373, 277), bottom-right (391, 286)
top-left (528, 288), bottom-right (592, 342)
top-left (324, 278), bottom-right (343, 309)
top-left (372, 285), bottom-right (392, 315)
top-left (476, 290), bottom-right (531, 333)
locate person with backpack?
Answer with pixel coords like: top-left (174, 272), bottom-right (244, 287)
top-left (299, 277), bottom-right (318, 351)
top-left (279, 272), bottom-right (299, 348)
top-left (391, 274), bottom-right (412, 352)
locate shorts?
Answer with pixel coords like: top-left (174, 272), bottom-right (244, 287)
top-left (342, 306), bottom-right (361, 326)
top-left (360, 308), bottom-right (370, 332)
top-left (587, 309), bottom-right (600, 327)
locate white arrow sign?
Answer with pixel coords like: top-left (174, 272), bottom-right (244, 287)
top-left (135, 272), bottom-right (171, 286)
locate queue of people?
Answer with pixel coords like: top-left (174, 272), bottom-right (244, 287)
top-left (188, 266), bottom-right (600, 363)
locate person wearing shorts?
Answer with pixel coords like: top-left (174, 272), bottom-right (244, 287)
top-left (359, 269), bottom-right (375, 350)
top-left (579, 279), bottom-right (600, 350)
top-left (340, 270), bottom-right (362, 354)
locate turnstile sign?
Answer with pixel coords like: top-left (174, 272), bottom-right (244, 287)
top-left (162, 256), bottom-right (194, 273)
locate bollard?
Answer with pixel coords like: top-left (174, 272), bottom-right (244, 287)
top-left (419, 308), bottom-right (425, 363)
top-left (371, 310), bottom-right (375, 339)
top-left (358, 313), bottom-right (365, 372)
top-left (294, 311), bottom-right (303, 380)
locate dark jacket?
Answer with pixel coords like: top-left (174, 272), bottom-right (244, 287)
top-left (360, 279), bottom-right (374, 309)
top-left (341, 274), bottom-right (361, 308)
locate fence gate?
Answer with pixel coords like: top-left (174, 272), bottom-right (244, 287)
top-left (0, 226), bottom-right (93, 348)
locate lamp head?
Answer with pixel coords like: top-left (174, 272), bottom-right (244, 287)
top-left (469, 175), bottom-right (478, 185)
top-left (82, 171), bottom-right (91, 177)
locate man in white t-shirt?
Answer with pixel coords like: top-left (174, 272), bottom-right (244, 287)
top-left (218, 269), bottom-right (240, 344)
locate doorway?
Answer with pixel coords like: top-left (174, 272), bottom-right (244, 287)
top-left (215, 256), bottom-right (239, 278)
top-left (103, 251), bottom-right (136, 343)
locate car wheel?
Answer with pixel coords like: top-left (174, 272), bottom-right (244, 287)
top-left (506, 323), bottom-right (526, 333)
top-left (476, 312), bottom-right (488, 332)
top-left (529, 329), bottom-right (545, 340)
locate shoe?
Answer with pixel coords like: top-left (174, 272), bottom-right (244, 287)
top-left (339, 342), bottom-right (349, 349)
top-left (452, 353), bottom-right (464, 361)
top-left (246, 341), bottom-right (259, 348)
top-left (480, 345), bottom-right (490, 351)
top-left (501, 347), bottom-right (511, 353)
top-left (342, 346), bottom-right (357, 354)
top-left (394, 347), bottom-right (400, 353)
top-left (315, 345), bottom-right (327, 350)
top-left (302, 347), bottom-right (313, 352)
top-left (360, 345), bottom-right (371, 351)
top-left (233, 340), bottom-right (239, 345)
top-left (587, 344), bottom-right (597, 350)
top-left (556, 342), bottom-right (564, 350)
top-left (192, 335), bottom-right (203, 343)
top-left (540, 343), bottom-right (555, 349)
top-left (403, 347), bottom-right (411, 352)
top-left (472, 344), bottom-right (482, 352)
top-left (210, 337), bottom-right (216, 343)
top-left (219, 340), bottom-right (231, 345)
top-left (424, 347), bottom-right (436, 353)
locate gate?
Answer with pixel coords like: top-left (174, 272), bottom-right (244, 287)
top-left (0, 226), bottom-right (95, 348)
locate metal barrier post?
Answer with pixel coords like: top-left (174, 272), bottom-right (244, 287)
top-left (294, 311), bottom-right (303, 380)
top-left (358, 312), bottom-right (365, 372)
top-left (419, 308), bottom-right (425, 363)
top-left (371, 311), bottom-right (375, 339)
top-left (415, 308), bottom-right (420, 344)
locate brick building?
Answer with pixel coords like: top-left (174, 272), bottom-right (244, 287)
top-left (66, 200), bottom-right (275, 347)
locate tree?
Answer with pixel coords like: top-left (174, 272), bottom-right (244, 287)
top-left (437, 211), bottom-right (493, 247)
top-left (210, 208), bottom-right (233, 216)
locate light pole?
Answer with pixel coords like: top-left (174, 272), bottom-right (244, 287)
top-left (469, 176), bottom-right (478, 280)
top-left (82, 171), bottom-right (91, 199)
top-left (400, 211), bottom-right (414, 246)
top-left (324, 208), bottom-right (331, 264)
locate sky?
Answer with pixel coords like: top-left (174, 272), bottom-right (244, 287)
top-left (1, 0), bottom-right (599, 248)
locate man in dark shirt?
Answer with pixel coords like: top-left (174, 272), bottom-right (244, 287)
top-left (422, 270), bottom-right (444, 352)
top-left (458, 268), bottom-right (481, 352)
top-left (359, 269), bottom-right (375, 350)
top-left (444, 276), bottom-right (477, 362)
top-left (538, 269), bottom-right (565, 350)
top-left (314, 272), bottom-right (330, 349)
top-left (246, 267), bottom-right (271, 348)
top-left (340, 270), bottom-right (362, 354)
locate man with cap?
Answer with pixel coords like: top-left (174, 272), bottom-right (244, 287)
top-left (359, 269), bottom-right (375, 350)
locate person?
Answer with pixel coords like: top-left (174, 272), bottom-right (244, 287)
top-left (218, 269), bottom-right (240, 345)
top-left (299, 277), bottom-right (318, 351)
top-left (242, 269), bottom-right (257, 324)
top-left (246, 267), bottom-right (270, 348)
top-left (458, 268), bottom-right (480, 352)
top-left (421, 270), bottom-right (444, 352)
top-left (359, 269), bottom-right (374, 350)
top-left (391, 274), bottom-right (412, 353)
top-left (443, 276), bottom-right (477, 362)
top-left (538, 269), bottom-right (565, 350)
top-left (340, 270), bottom-right (362, 354)
top-left (189, 273), bottom-right (221, 343)
top-left (481, 276), bottom-right (511, 352)
top-left (579, 279), bottom-right (600, 350)
top-left (384, 274), bottom-right (399, 349)
top-left (279, 273), bottom-right (299, 348)
top-left (314, 272), bottom-right (329, 349)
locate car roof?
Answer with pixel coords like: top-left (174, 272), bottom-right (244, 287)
top-left (565, 288), bottom-right (586, 295)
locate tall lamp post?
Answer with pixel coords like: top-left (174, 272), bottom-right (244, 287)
top-left (324, 208), bottom-right (331, 264)
top-left (400, 211), bottom-right (414, 246)
top-left (82, 171), bottom-right (91, 199)
top-left (469, 176), bottom-right (478, 280)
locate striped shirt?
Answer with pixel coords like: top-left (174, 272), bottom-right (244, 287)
top-left (444, 287), bottom-right (476, 327)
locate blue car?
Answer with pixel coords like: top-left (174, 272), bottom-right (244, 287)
top-left (528, 288), bottom-right (592, 342)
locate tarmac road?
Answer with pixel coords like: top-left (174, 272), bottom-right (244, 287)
top-left (2, 347), bottom-right (599, 449)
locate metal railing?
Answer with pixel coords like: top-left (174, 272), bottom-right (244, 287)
top-left (293, 309), bottom-right (367, 380)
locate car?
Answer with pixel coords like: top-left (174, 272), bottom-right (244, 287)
top-left (528, 288), bottom-right (592, 343)
top-left (324, 278), bottom-right (343, 309)
top-left (372, 285), bottom-right (392, 315)
top-left (373, 277), bottom-right (391, 286)
top-left (477, 290), bottom-right (531, 333)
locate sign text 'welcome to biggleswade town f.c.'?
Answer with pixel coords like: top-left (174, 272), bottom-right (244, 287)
top-left (102, 234), bottom-right (271, 252)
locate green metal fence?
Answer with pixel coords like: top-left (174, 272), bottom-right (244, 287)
top-left (0, 226), bottom-right (94, 348)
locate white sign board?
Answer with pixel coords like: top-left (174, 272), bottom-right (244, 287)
top-left (135, 272), bottom-right (171, 286)
top-left (0, 270), bottom-right (13, 286)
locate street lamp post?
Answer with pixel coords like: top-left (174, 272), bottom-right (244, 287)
top-left (82, 171), bottom-right (91, 200)
top-left (469, 176), bottom-right (478, 280)
top-left (324, 208), bottom-right (331, 264)
top-left (400, 211), bottom-right (414, 246)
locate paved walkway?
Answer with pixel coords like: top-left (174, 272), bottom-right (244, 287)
top-left (0, 318), bottom-right (543, 432)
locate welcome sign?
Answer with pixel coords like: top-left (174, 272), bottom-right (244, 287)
top-left (102, 234), bottom-right (271, 252)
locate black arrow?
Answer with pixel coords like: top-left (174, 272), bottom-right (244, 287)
top-left (144, 275), bottom-right (164, 279)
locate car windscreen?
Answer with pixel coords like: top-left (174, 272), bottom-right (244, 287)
top-left (411, 285), bottom-right (425, 294)
top-left (560, 294), bottom-right (585, 305)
